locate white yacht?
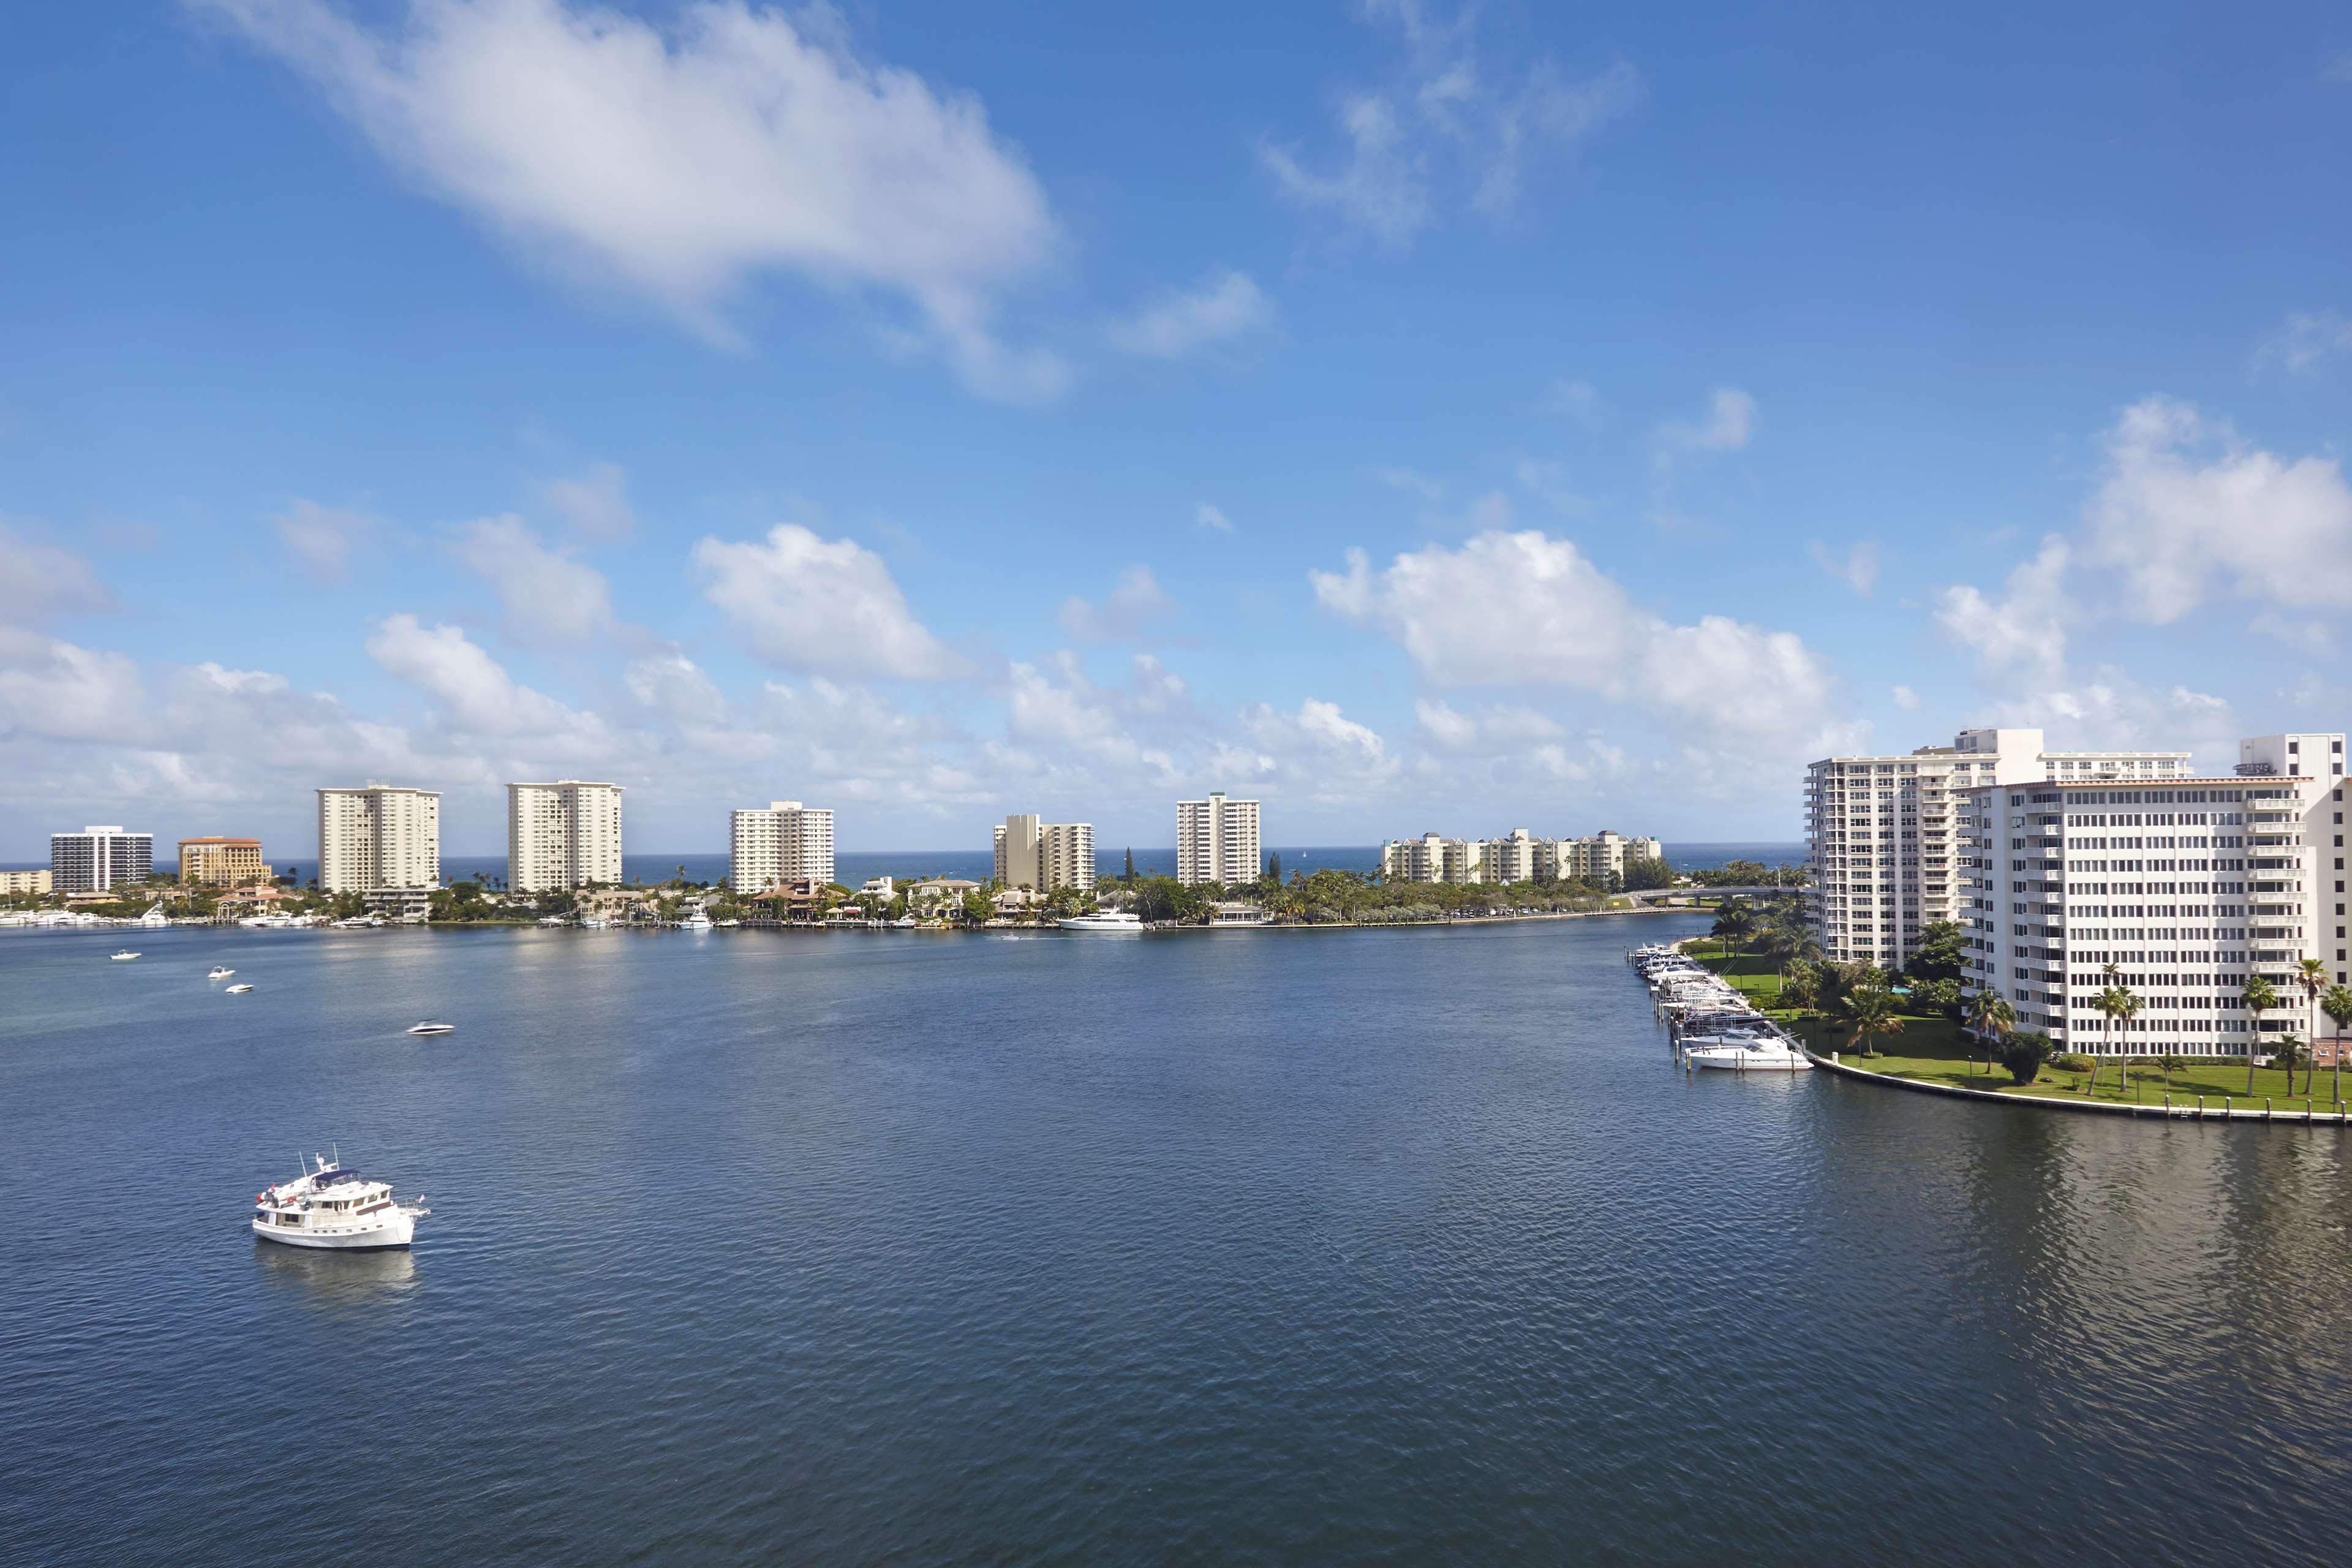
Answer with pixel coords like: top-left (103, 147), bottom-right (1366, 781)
top-left (405, 1021), bottom-right (454, 1036)
top-left (225, 983), bottom-right (254, 994)
top-left (111, 950), bottom-right (141, 961)
top-left (1058, 910), bottom-right (1145, 933)
top-left (1684, 1038), bottom-right (1814, 1072)
top-left (252, 1154), bottom-right (429, 1250)
top-left (208, 966), bottom-right (236, 980)
top-left (679, 909), bottom-right (713, 932)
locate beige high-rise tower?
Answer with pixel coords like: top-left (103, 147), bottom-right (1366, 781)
top-left (1176, 792), bottom-right (1261, 885)
top-left (318, 784), bottom-right (440, 894)
top-left (508, 780), bottom-right (624, 892)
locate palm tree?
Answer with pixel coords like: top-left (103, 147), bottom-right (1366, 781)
top-left (1844, 985), bottom-right (1905, 1058)
top-left (2275, 1034), bottom-right (2309, 1099)
top-left (2321, 984), bottom-right (2352, 1107)
top-left (2242, 974), bottom-right (2279, 1096)
top-left (1966, 987), bottom-right (2015, 1076)
top-left (2295, 957), bottom-right (2328, 1082)
top-left (1712, 903), bottom-right (1757, 968)
top-left (2092, 986), bottom-right (2136, 1090)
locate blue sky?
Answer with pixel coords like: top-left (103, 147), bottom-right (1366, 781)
top-left (4, 0), bottom-right (2351, 858)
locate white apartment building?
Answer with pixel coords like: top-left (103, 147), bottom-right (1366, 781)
top-left (318, 785), bottom-right (440, 894)
top-left (729, 800), bottom-right (835, 892)
top-left (508, 780), bottom-right (624, 892)
top-left (1561, 831), bottom-right (1666, 884)
top-left (1, 869), bottom-right (53, 895)
top-left (1961, 730), bottom-right (2348, 1057)
top-left (1804, 728), bottom-right (2190, 970)
top-left (1177, 792), bottom-right (1262, 885)
top-left (1378, 829), bottom-right (1665, 886)
top-left (50, 826), bottom-right (153, 892)
top-left (993, 813), bottom-right (1095, 892)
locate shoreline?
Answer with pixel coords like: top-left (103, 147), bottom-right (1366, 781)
top-left (5, 904), bottom-right (1707, 938)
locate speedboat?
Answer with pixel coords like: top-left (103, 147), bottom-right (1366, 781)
top-left (1684, 1038), bottom-right (1813, 1072)
top-left (111, 950), bottom-right (140, 961)
top-left (208, 966), bottom-right (236, 979)
top-left (252, 1153), bottom-right (429, 1251)
top-left (225, 983), bottom-right (254, 994)
top-left (405, 1021), bottom-right (454, 1036)
top-left (1057, 910), bottom-right (1145, 933)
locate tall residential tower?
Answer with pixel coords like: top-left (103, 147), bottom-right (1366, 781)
top-left (508, 780), bottom-right (624, 892)
top-left (729, 800), bottom-right (835, 892)
top-left (1176, 792), bottom-right (1261, 885)
top-left (317, 784), bottom-right (440, 894)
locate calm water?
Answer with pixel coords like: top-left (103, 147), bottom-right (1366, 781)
top-left (4, 914), bottom-right (2348, 1565)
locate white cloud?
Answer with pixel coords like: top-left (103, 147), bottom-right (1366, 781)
top-left (1544, 377), bottom-right (1598, 419)
top-left (1109, 269), bottom-right (1275, 357)
top-left (2255, 310), bottom-right (2352, 375)
top-left (1311, 529), bottom-right (1837, 741)
top-left (0, 525), bottom-right (111, 620)
top-left (1654, 387), bottom-right (1756, 464)
top-left (1932, 535), bottom-right (2073, 687)
top-left (1057, 565), bottom-right (1175, 644)
top-left (366, 612), bottom-right (604, 739)
top-left (271, 499), bottom-right (376, 580)
top-left (1263, 5), bottom-right (1641, 242)
top-left (1373, 466), bottom-right (1444, 502)
top-left (1212, 696), bottom-right (1401, 802)
top-left (1195, 502), bottom-right (1234, 533)
top-left (0, 630), bottom-right (143, 742)
top-left (1807, 538), bottom-right (1879, 596)
top-left (2081, 396), bottom-right (2352, 622)
top-left (540, 461), bottom-right (633, 538)
top-left (1514, 459), bottom-right (1586, 514)
top-left (692, 522), bottom-right (970, 680)
top-left (194, 0), bottom-right (1064, 399)
top-left (1891, 684), bottom-right (1920, 710)
top-left (450, 514), bottom-right (614, 646)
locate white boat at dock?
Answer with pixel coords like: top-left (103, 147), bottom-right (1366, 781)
top-left (252, 1153), bottom-right (429, 1251)
top-left (1057, 910), bottom-right (1145, 933)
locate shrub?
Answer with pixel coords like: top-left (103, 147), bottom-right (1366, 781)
top-left (2000, 1032), bottom-right (2054, 1087)
top-left (2051, 1054), bottom-right (2095, 1075)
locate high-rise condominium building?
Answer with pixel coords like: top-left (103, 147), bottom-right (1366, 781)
top-left (1961, 729), bottom-right (2346, 1058)
top-left (317, 784), bottom-right (441, 894)
top-left (51, 826), bottom-right (153, 892)
top-left (1803, 728), bottom-right (2189, 970)
top-left (178, 837), bottom-right (270, 888)
top-left (1176, 792), bottom-right (1262, 885)
top-left (729, 800), bottom-right (835, 892)
top-left (508, 780), bottom-right (624, 892)
top-left (993, 813), bottom-right (1095, 892)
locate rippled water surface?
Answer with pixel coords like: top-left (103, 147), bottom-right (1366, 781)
top-left (5, 914), bottom-right (2351, 1565)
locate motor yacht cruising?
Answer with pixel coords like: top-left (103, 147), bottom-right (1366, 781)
top-left (225, 983), bottom-right (254, 994)
top-left (252, 1154), bottom-right (429, 1250)
top-left (405, 1022), bottom-right (454, 1036)
top-left (208, 966), bottom-right (236, 979)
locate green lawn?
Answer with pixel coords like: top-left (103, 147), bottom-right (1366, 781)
top-left (1684, 945), bottom-right (2351, 1110)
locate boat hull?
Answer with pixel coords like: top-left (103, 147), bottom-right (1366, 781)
top-left (252, 1212), bottom-right (416, 1250)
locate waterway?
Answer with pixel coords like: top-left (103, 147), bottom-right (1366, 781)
top-left (3, 913), bottom-right (2348, 1564)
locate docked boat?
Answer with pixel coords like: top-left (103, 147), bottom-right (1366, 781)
top-left (405, 1021), bottom-right (454, 1036)
top-left (208, 966), bottom-right (236, 979)
top-left (252, 1154), bottom-right (429, 1250)
top-left (1058, 910), bottom-right (1145, 933)
top-left (225, 982), bottom-right (254, 994)
top-left (1684, 1038), bottom-right (1813, 1072)
top-left (679, 910), bottom-right (713, 932)
top-left (111, 950), bottom-right (141, 961)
